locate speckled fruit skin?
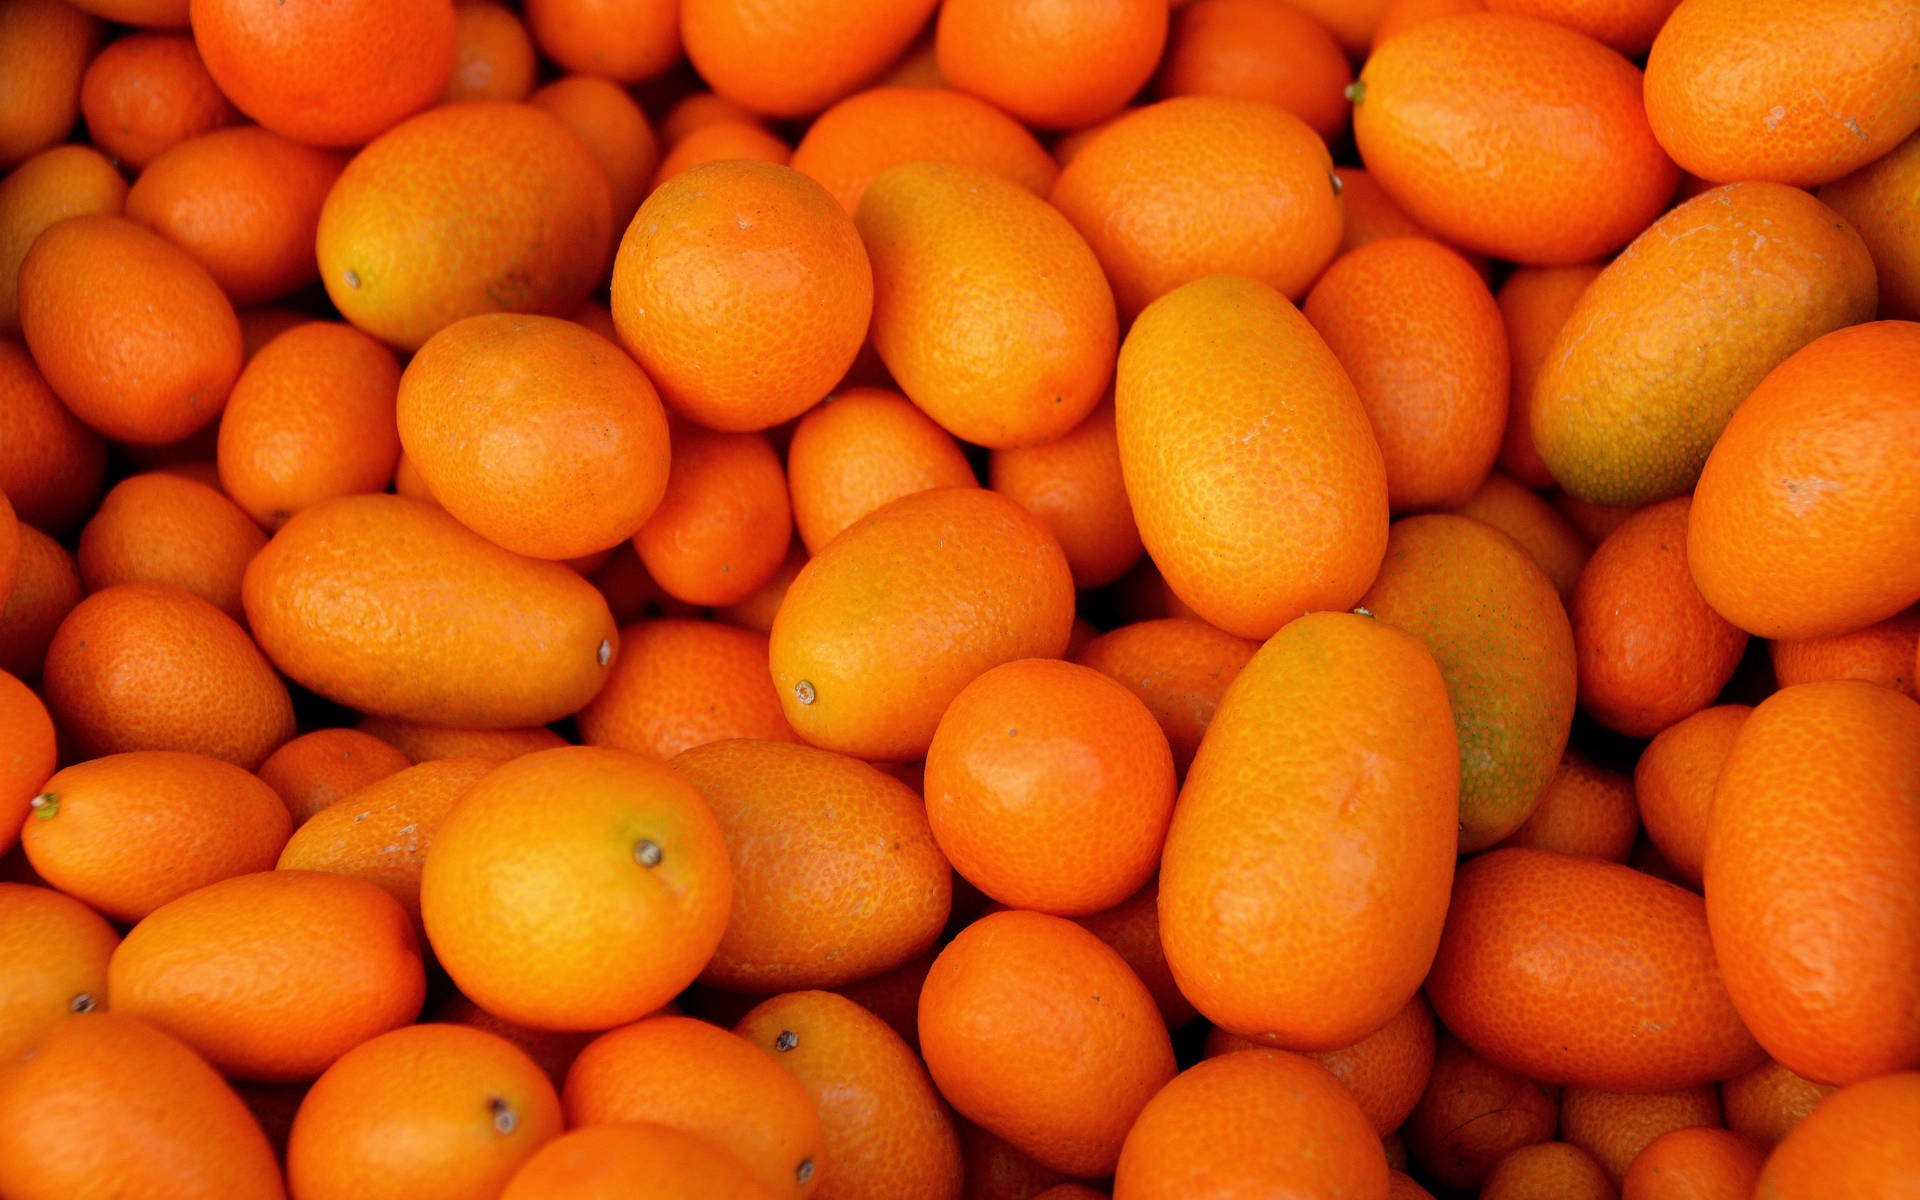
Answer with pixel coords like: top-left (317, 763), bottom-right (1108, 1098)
top-left (1350, 11), bottom-right (1679, 266)
top-left (1114, 274), bottom-right (1388, 640)
top-left (1531, 182), bottom-right (1877, 507)
top-left (768, 487), bottom-right (1075, 763)
top-left (1427, 848), bottom-right (1765, 1092)
top-left (1705, 680), bottom-right (1920, 1086)
top-left (242, 494), bottom-right (617, 730)
top-left (1160, 610), bottom-right (1459, 1051)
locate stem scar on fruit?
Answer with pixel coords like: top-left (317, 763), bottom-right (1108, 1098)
top-left (775, 1030), bottom-right (798, 1051)
top-left (794, 680), bottom-right (816, 705)
top-left (634, 838), bottom-right (664, 868)
top-left (797, 1160), bottom-right (816, 1184)
top-left (343, 268), bottom-right (361, 289)
top-left (70, 993), bottom-right (95, 1014)
top-left (28, 793), bottom-right (57, 819)
top-left (488, 1097), bottom-right (516, 1134)
top-left (597, 639), bottom-right (612, 666)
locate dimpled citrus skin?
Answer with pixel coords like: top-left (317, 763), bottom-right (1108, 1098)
top-left (243, 494), bottom-right (617, 730)
top-left (1532, 183), bottom-right (1877, 507)
top-left (124, 125), bottom-right (347, 308)
top-left (1558, 1084), bottom-right (1724, 1187)
top-left (561, 1016), bottom-right (826, 1200)
top-left (1722, 1058), bottom-right (1835, 1148)
top-left (1644, 0), bottom-right (1920, 189)
top-left (681, 0), bottom-right (937, 119)
top-left (1358, 514), bottom-right (1576, 852)
top-left (1049, 98), bottom-right (1342, 318)
top-left (0, 0), bottom-right (101, 171)
top-left (611, 160), bottom-right (871, 432)
top-left (918, 910), bottom-right (1176, 1178)
top-left (421, 747), bottom-right (732, 1032)
top-left (1351, 11), bottom-right (1678, 265)
top-left (499, 1123), bottom-right (778, 1200)
top-left (1771, 608), bottom-right (1920, 699)
top-left (1072, 618), bottom-right (1259, 777)
top-left (1493, 747), bottom-right (1639, 863)
top-left (17, 213), bottom-right (242, 446)
top-left (1161, 611), bottom-right (1459, 1050)
top-left (108, 870), bottom-right (426, 1083)
top-left (0, 883), bottom-right (119, 1062)
top-left (284, 1022), bottom-right (563, 1200)
top-left (274, 757), bottom-right (494, 929)
top-left (1304, 237), bottom-right (1510, 512)
top-left (1210, 991), bottom-right (1440, 1137)
top-left (1154, 0), bottom-right (1354, 143)
top-left (0, 145), bottom-right (127, 338)
top-left (1687, 321), bottom-right (1920, 641)
top-left (935, 0), bottom-right (1166, 131)
top-left (1754, 1071), bottom-right (1920, 1199)
top-left (1113, 1049), bottom-right (1390, 1200)
top-left (397, 313), bottom-right (671, 560)
top-left (1622, 1126), bottom-right (1765, 1199)
top-left (1115, 275), bottom-right (1388, 640)
top-left (316, 101), bottom-right (612, 353)
top-left (735, 990), bottom-right (964, 1200)
top-left (1704, 681), bottom-right (1920, 1086)
top-left (188, 0), bottom-right (453, 148)
top-left (42, 583), bottom-right (296, 770)
top-left (1571, 497), bottom-right (1748, 739)
top-left (769, 487), bottom-right (1075, 763)
top-left (785, 387), bottom-right (979, 555)
top-left (790, 86), bottom-right (1059, 215)
top-left (22, 750), bottom-right (291, 925)
top-left (0, 1013), bottom-right (285, 1200)
top-left (856, 160), bottom-right (1116, 450)
top-left (1403, 1032), bottom-right (1558, 1194)
top-left (1428, 848), bottom-right (1765, 1092)
top-left (923, 658), bottom-right (1175, 917)
top-left (669, 739), bottom-right (951, 992)
top-left (1819, 131), bottom-right (1920, 322)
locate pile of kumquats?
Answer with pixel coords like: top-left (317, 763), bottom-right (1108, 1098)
top-left (1, 0), bottom-right (1917, 1195)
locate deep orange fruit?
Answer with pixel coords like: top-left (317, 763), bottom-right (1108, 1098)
top-left (668, 739), bottom-right (951, 992)
top-left (1358, 513), bottom-right (1576, 852)
top-left (736, 990), bottom-right (963, 1200)
top-left (109, 869), bottom-right (425, 1083)
top-left (769, 487), bottom-right (1075, 762)
top-left (1688, 321), bottom-right (1920, 640)
top-left (420, 746), bottom-right (732, 1031)
top-left (316, 101), bottom-right (612, 352)
top-left (919, 910), bottom-right (1175, 1178)
top-left (1304, 237), bottom-right (1509, 512)
top-left (285, 1022), bottom-right (564, 1200)
top-left (17, 213), bottom-right (241, 446)
top-left (0, 1013), bottom-right (284, 1200)
top-left (1160, 611), bottom-right (1458, 1049)
top-left (1705, 680), bottom-right (1920, 1085)
top-left (1113, 1050), bottom-right (1389, 1200)
top-left (243, 495), bottom-right (618, 729)
top-left (397, 313), bottom-right (671, 560)
top-left (857, 160), bottom-right (1116, 450)
top-left (1351, 11), bottom-right (1677, 265)
top-left (188, 0), bottom-right (455, 147)
top-left (562, 1015), bottom-right (826, 1199)
top-left (611, 160), bottom-right (870, 432)
top-left (1115, 274), bottom-right (1387, 639)
top-left (924, 658), bottom-right (1175, 916)
top-left (1428, 847), bottom-right (1764, 1091)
